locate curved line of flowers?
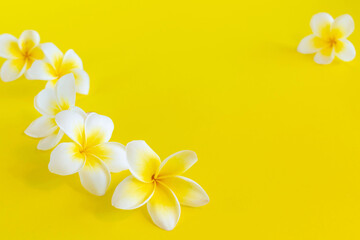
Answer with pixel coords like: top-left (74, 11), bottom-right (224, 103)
top-left (0, 30), bottom-right (209, 231)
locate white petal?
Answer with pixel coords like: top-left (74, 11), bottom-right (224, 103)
top-left (71, 68), bottom-right (90, 95)
top-left (314, 47), bottom-right (335, 64)
top-left (40, 43), bottom-right (63, 68)
top-left (37, 130), bottom-right (64, 151)
top-left (147, 182), bottom-right (181, 231)
top-left (34, 88), bottom-right (60, 116)
top-left (157, 150), bottom-right (197, 178)
top-left (126, 140), bottom-right (161, 183)
top-left (25, 116), bottom-right (57, 138)
top-left (45, 80), bottom-right (55, 89)
top-left (112, 176), bottom-right (155, 210)
top-left (310, 12), bottom-right (333, 37)
top-left (79, 154), bottom-right (111, 196)
top-left (70, 106), bottom-right (88, 118)
top-left (84, 113), bottom-right (114, 147)
top-left (297, 34), bottom-right (323, 54)
top-left (160, 176), bottom-right (209, 207)
top-left (62, 49), bottom-right (83, 69)
top-left (55, 73), bottom-right (76, 108)
top-left (18, 30), bottom-right (40, 52)
top-left (55, 110), bottom-right (86, 145)
top-left (88, 142), bottom-right (128, 172)
top-left (49, 142), bottom-right (85, 175)
top-left (1, 59), bottom-right (26, 82)
top-left (335, 39), bottom-right (356, 62)
top-left (0, 33), bottom-right (22, 59)
top-left (26, 60), bottom-right (57, 80)
top-left (332, 14), bottom-right (354, 39)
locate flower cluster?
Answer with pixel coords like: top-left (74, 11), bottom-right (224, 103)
top-left (0, 30), bottom-right (209, 231)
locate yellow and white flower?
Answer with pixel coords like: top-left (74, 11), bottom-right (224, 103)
top-left (298, 13), bottom-right (355, 64)
top-left (0, 30), bottom-right (44, 82)
top-left (111, 140), bottom-right (209, 231)
top-left (26, 43), bottom-right (89, 95)
top-left (25, 73), bottom-right (80, 150)
top-left (49, 109), bottom-right (127, 196)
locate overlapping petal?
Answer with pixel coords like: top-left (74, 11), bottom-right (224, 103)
top-left (1, 59), bottom-right (27, 82)
top-left (112, 176), bottom-right (155, 209)
top-left (85, 113), bottom-right (114, 147)
top-left (314, 46), bottom-right (335, 64)
top-left (79, 154), bottom-right (110, 196)
top-left (55, 73), bottom-right (76, 109)
top-left (335, 39), bottom-right (356, 62)
top-left (297, 34), bottom-right (326, 54)
top-left (72, 68), bottom-right (90, 95)
top-left (87, 142), bottom-right (128, 172)
top-left (160, 176), bottom-right (209, 207)
top-left (310, 12), bottom-right (333, 38)
top-left (26, 60), bottom-right (57, 80)
top-left (157, 150), bottom-right (197, 178)
top-left (61, 49), bottom-right (83, 71)
top-left (332, 14), bottom-right (354, 39)
top-left (40, 43), bottom-right (63, 68)
top-left (55, 110), bottom-right (86, 145)
top-left (25, 116), bottom-right (57, 138)
top-left (147, 182), bottom-right (180, 231)
top-left (49, 142), bottom-right (85, 175)
top-left (35, 88), bottom-right (60, 116)
top-left (19, 30), bottom-right (40, 53)
top-left (126, 140), bottom-right (161, 183)
top-left (37, 130), bottom-right (64, 151)
top-left (0, 34), bottom-right (22, 59)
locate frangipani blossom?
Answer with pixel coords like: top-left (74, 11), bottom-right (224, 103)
top-left (112, 141), bottom-right (209, 231)
top-left (25, 73), bottom-right (80, 150)
top-left (26, 43), bottom-right (89, 95)
top-left (0, 30), bottom-right (44, 82)
top-left (298, 13), bottom-right (356, 64)
top-left (49, 110), bottom-right (127, 196)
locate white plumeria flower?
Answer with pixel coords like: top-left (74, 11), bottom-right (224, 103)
top-left (111, 141), bottom-right (209, 231)
top-left (49, 109), bottom-right (127, 196)
top-left (26, 43), bottom-right (89, 95)
top-left (25, 73), bottom-right (80, 150)
top-left (0, 30), bottom-right (44, 82)
top-left (298, 13), bottom-right (356, 64)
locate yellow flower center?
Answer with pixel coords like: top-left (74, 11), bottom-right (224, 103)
top-left (151, 173), bottom-right (158, 182)
top-left (79, 147), bottom-right (87, 154)
top-left (327, 36), bottom-right (337, 48)
top-left (76, 144), bottom-right (92, 160)
top-left (22, 51), bottom-right (30, 60)
top-left (75, 130), bottom-right (107, 161)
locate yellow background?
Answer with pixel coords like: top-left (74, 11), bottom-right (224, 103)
top-left (1, 0), bottom-right (360, 239)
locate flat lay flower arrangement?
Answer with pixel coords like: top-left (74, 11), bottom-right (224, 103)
top-left (2, 2), bottom-right (360, 238)
top-left (0, 30), bottom-right (209, 231)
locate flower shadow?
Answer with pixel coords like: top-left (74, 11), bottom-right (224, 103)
top-left (11, 136), bottom-right (65, 191)
top-left (66, 170), bottom-right (134, 222)
top-left (12, 133), bottom-right (134, 223)
top-left (0, 76), bottom-right (45, 100)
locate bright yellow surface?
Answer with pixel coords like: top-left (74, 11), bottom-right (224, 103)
top-left (1, 0), bottom-right (360, 239)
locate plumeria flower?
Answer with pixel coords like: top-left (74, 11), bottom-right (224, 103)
top-left (49, 109), bottom-right (127, 196)
top-left (26, 43), bottom-right (89, 95)
top-left (112, 141), bottom-right (209, 231)
top-left (25, 73), bottom-right (80, 150)
top-left (298, 13), bottom-right (355, 64)
top-left (0, 30), bottom-right (44, 82)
